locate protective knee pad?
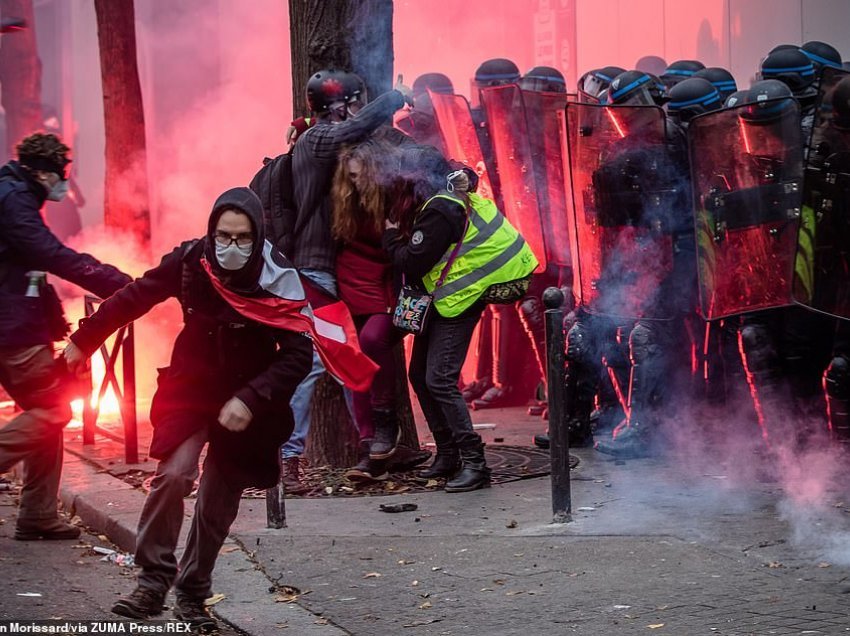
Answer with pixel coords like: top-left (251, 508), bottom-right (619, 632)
top-left (628, 322), bottom-right (659, 365)
top-left (566, 321), bottom-right (592, 364)
top-left (825, 355), bottom-right (850, 400)
top-left (739, 323), bottom-right (779, 375)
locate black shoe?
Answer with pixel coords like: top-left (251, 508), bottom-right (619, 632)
top-left (533, 432), bottom-right (549, 449)
top-left (386, 446), bottom-right (432, 473)
top-left (14, 519), bottom-right (81, 541)
top-left (594, 422), bottom-right (652, 459)
top-left (445, 445), bottom-right (491, 492)
top-left (417, 450), bottom-right (461, 479)
top-left (174, 595), bottom-right (217, 633)
top-left (345, 456), bottom-right (389, 482)
top-left (370, 409), bottom-right (400, 459)
top-left (112, 586), bottom-right (166, 620)
top-left (280, 456), bottom-right (309, 495)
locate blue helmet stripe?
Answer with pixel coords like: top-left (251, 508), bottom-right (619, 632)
top-left (800, 49), bottom-right (843, 69)
top-left (664, 69), bottom-right (697, 76)
top-left (610, 74), bottom-right (651, 100)
top-left (762, 65), bottom-right (815, 76)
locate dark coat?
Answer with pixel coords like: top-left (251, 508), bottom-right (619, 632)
top-left (0, 161), bottom-right (131, 347)
top-left (70, 188), bottom-right (313, 488)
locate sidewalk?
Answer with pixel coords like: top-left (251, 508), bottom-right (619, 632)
top-left (8, 405), bottom-right (850, 635)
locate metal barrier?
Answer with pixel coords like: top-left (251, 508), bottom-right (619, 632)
top-left (544, 287), bottom-right (572, 523)
top-left (82, 295), bottom-right (138, 465)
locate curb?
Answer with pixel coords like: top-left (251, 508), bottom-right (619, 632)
top-left (56, 446), bottom-right (346, 635)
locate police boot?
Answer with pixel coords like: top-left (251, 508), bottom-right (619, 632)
top-left (369, 409), bottom-right (400, 459)
top-left (461, 377), bottom-right (493, 403)
top-left (471, 307), bottom-right (517, 410)
top-left (445, 443), bottom-right (491, 492)
top-left (418, 431), bottom-right (460, 479)
top-left (594, 419), bottom-right (653, 459)
top-left (346, 440), bottom-right (389, 482)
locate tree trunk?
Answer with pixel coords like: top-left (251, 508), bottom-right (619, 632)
top-left (291, 0), bottom-right (420, 468)
top-left (0, 0), bottom-right (41, 158)
top-left (94, 0), bottom-right (150, 246)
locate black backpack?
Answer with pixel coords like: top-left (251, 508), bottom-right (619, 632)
top-left (249, 150), bottom-right (297, 257)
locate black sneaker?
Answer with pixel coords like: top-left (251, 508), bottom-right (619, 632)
top-left (112, 586), bottom-right (166, 619)
top-left (174, 596), bottom-right (217, 633)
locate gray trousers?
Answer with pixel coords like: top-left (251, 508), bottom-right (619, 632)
top-left (0, 344), bottom-right (71, 525)
top-left (135, 427), bottom-right (244, 600)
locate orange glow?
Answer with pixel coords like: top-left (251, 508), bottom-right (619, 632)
top-left (606, 107), bottom-right (627, 138)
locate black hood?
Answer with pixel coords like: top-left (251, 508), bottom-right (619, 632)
top-left (204, 186), bottom-right (266, 293)
top-left (0, 161), bottom-right (48, 206)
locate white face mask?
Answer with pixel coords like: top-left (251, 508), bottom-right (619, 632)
top-left (45, 178), bottom-right (70, 202)
top-left (215, 242), bottom-right (253, 270)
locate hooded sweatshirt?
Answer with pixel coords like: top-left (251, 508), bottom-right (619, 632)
top-left (70, 187), bottom-right (312, 487)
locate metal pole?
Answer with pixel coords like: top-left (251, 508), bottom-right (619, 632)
top-left (266, 459), bottom-right (287, 529)
top-left (122, 324), bottom-right (138, 465)
top-left (82, 297), bottom-right (96, 445)
top-left (544, 287), bottom-right (572, 523)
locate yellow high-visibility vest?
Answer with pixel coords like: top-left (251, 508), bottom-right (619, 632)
top-left (421, 192), bottom-right (538, 317)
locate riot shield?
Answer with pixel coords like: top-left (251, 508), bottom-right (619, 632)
top-left (428, 90), bottom-right (495, 200)
top-left (480, 85), bottom-right (547, 270)
top-left (688, 98), bottom-right (803, 320)
top-left (563, 102), bottom-right (677, 319)
top-left (522, 90), bottom-right (573, 268)
top-left (794, 66), bottom-right (850, 317)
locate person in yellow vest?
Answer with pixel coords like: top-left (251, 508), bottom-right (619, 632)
top-left (382, 144), bottom-right (538, 492)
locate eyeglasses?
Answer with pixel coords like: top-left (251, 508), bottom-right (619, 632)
top-left (214, 230), bottom-right (254, 247)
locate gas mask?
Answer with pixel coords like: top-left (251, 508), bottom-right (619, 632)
top-left (215, 242), bottom-right (253, 270)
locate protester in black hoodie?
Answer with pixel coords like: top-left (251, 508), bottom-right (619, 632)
top-left (64, 187), bottom-right (312, 631)
top-left (0, 132), bottom-right (130, 542)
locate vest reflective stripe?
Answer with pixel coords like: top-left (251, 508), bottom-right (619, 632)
top-left (795, 204), bottom-right (816, 301)
top-left (422, 192), bottom-right (539, 317)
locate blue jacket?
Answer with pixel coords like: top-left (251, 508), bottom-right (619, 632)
top-left (0, 161), bottom-right (131, 347)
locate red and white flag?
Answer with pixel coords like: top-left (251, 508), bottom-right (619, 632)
top-left (201, 242), bottom-right (378, 392)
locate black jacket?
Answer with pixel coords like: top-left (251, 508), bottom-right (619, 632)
top-left (291, 90), bottom-right (406, 274)
top-left (0, 161), bottom-right (131, 347)
top-left (70, 188), bottom-right (313, 487)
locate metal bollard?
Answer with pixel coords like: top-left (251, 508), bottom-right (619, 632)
top-left (266, 463), bottom-right (287, 529)
top-left (543, 287), bottom-right (572, 523)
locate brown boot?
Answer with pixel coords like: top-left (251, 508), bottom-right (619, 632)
top-left (280, 456), bottom-right (309, 494)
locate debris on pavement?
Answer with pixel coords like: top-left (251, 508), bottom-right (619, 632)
top-left (380, 503), bottom-right (418, 513)
top-left (93, 546), bottom-right (135, 567)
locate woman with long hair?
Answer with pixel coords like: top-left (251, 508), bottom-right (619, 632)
top-left (331, 139), bottom-right (426, 480)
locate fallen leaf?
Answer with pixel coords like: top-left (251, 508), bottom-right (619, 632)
top-left (364, 572), bottom-right (382, 579)
top-left (425, 479), bottom-right (439, 488)
top-left (647, 624), bottom-right (665, 629)
top-left (505, 591), bottom-right (525, 596)
top-left (431, 566), bottom-right (442, 571)
top-left (314, 618), bottom-right (329, 625)
top-left (398, 559), bottom-right (415, 565)
top-left (324, 487), bottom-right (333, 495)
top-left (219, 546), bottom-right (240, 554)
top-left (767, 561), bottom-right (784, 569)
top-left (418, 601), bottom-right (432, 609)
top-left (205, 593), bottom-right (226, 606)
top-left (505, 520), bottom-right (518, 529)
top-left (818, 562), bottom-right (831, 568)
top-left (493, 579), bottom-right (506, 586)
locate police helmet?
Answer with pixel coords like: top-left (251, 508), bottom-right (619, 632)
top-left (769, 43), bottom-right (799, 55)
top-left (579, 66), bottom-right (626, 98)
top-left (609, 70), bottom-right (664, 106)
top-left (520, 66), bottom-right (566, 93)
top-left (740, 79), bottom-right (796, 123)
top-left (800, 40), bottom-right (843, 71)
top-left (473, 58), bottom-right (520, 87)
top-left (693, 67), bottom-right (738, 102)
top-left (759, 48), bottom-right (816, 95)
top-left (412, 73), bottom-right (454, 98)
top-left (724, 89), bottom-right (749, 109)
top-left (660, 59), bottom-right (706, 89)
top-left (667, 78), bottom-right (723, 123)
top-left (306, 69), bottom-right (351, 114)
